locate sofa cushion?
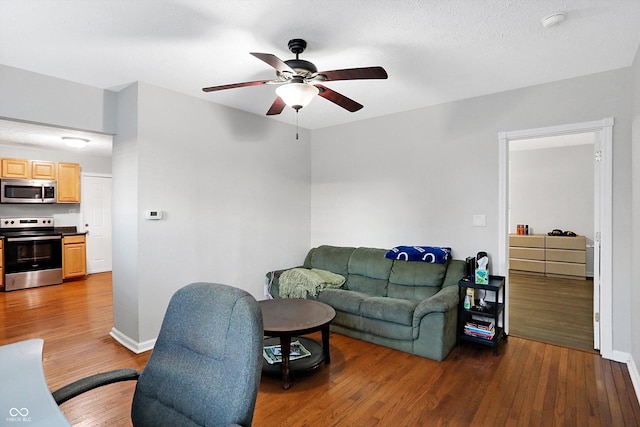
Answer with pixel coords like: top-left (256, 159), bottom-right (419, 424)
top-left (317, 289), bottom-right (369, 315)
top-left (309, 245), bottom-right (356, 277)
top-left (388, 261), bottom-right (448, 301)
top-left (360, 297), bottom-right (419, 326)
top-left (346, 247), bottom-right (392, 296)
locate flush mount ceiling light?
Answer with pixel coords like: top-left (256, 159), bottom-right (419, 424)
top-left (62, 136), bottom-right (89, 149)
top-left (541, 11), bottom-right (566, 28)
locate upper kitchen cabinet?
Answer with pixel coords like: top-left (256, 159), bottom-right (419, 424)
top-left (31, 160), bottom-right (57, 180)
top-left (1, 158), bottom-right (57, 179)
top-left (57, 162), bottom-right (81, 203)
top-left (1, 158), bottom-right (30, 178)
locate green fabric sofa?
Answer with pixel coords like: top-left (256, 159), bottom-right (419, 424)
top-left (267, 245), bottom-right (466, 361)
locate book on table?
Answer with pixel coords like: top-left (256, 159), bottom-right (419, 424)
top-left (263, 340), bottom-right (312, 364)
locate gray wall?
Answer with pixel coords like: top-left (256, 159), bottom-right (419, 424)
top-left (113, 82), bottom-right (311, 343)
top-left (0, 64), bottom-right (116, 134)
top-left (509, 144), bottom-right (594, 239)
top-left (311, 68), bottom-right (634, 354)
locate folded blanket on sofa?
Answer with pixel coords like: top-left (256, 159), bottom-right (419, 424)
top-left (279, 268), bottom-right (346, 299)
top-left (385, 246), bottom-right (452, 263)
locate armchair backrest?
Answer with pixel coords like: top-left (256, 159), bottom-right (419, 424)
top-left (131, 282), bottom-right (263, 427)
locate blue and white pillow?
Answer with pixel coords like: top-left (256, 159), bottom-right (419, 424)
top-left (385, 246), bottom-right (452, 263)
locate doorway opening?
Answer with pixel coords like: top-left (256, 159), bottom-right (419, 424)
top-left (507, 132), bottom-right (596, 351)
top-left (498, 118), bottom-right (614, 359)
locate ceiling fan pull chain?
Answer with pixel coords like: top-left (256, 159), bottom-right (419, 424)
top-left (296, 110), bottom-right (299, 140)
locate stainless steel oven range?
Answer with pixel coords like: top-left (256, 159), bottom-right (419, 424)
top-left (0, 217), bottom-right (63, 291)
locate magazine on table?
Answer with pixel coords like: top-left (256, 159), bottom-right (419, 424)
top-left (263, 340), bottom-right (311, 364)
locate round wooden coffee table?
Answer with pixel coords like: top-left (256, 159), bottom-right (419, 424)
top-left (259, 298), bottom-right (336, 389)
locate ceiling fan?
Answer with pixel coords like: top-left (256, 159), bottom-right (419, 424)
top-left (202, 38), bottom-right (388, 115)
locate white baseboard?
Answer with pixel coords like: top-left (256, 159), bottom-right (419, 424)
top-left (610, 349), bottom-right (630, 363)
top-left (110, 327), bottom-right (156, 354)
top-left (609, 350), bottom-right (640, 406)
top-left (628, 354), bottom-right (640, 408)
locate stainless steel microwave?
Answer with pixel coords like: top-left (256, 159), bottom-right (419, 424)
top-left (0, 178), bottom-right (57, 203)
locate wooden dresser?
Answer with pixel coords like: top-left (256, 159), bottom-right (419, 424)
top-left (509, 234), bottom-right (586, 280)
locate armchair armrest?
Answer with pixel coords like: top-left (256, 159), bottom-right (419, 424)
top-left (52, 368), bottom-right (140, 405)
top-left (413, 285), bottom-right (459, 321)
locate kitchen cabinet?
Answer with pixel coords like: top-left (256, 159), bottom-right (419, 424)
top-left (57, 162), bottom-right (81, 203)
top-left (63, 235), bottom-right (86, 279)
top-left (31, 160), bottom-right (57, 180)
top-left (0, 239), bottom-right (4, 289)
top-left (1, 158), bottom-right (30, 178)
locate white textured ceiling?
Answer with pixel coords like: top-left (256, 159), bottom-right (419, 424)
top-left (0, 0), bottom-right (639, 151)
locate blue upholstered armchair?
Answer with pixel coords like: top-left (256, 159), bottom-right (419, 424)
top-left (53, 282), bottom-right (264, 427)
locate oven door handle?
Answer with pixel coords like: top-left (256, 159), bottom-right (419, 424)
top-left (7, 235), bottom-right (62, 242)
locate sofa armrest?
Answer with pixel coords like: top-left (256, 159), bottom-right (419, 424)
top-left (442, 259), bottom-right (466, 288)
top-left (413, 285), bottom-right (459, 321)
top-left (265, 267), bottom-right (303, 298)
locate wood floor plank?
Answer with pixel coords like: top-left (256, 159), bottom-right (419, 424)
top-left (1, 273), bottom-right (638, 426)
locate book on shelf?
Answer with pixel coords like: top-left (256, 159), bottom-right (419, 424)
top-left (263, 340), bottom-right (312, 365)
top-left (464, 319), bottom-right (495, 340)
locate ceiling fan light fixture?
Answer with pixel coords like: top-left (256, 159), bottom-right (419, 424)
top-left (276, 81), bottom-right (319, 110)
top-left (62, 136), bottom-right (90, 149)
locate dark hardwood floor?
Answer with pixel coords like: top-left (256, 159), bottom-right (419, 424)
top-left (1, 273), bottom-right (638, 426)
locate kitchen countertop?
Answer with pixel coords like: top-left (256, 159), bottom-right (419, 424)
top-left (54, 227), bottom-right (88, 236)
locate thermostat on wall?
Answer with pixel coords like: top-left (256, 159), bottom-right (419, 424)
top-left (145, 210), bottom-right (164, 220)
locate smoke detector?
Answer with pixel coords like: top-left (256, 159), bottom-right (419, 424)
top-left (541, 11), bottom-right (567, 28)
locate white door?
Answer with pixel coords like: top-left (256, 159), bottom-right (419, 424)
top-left (81, 174), bottom-right (112, 273)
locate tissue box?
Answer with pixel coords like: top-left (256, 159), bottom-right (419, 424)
top-left (475, 268), bottom-right (489, 284)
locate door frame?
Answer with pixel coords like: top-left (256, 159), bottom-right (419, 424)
top-left (498, 117), bottom-right (613, 359)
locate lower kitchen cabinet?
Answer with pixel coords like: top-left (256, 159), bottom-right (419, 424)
top-left (0, 239), bottom-right (4, 289)
top-left (63, 235), bottom-right (86, 279)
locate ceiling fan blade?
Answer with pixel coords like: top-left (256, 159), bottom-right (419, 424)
top-left (266, 97), bottom-right (286, 116)
top-left (316, 66), bottom-right (388, 82)
top-left (202, 80), bottom-right (272, 92)
top-left (250, 52), bottom-right (296, 74)
top-left (315, 84), bottom-right (363, 112)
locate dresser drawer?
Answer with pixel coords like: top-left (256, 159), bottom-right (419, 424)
top-left (545, 261), bottom-right (586, 278)
top-left (509, 258), bottom-right (545, 273)
top-left (509, 234), bottom-right (545, 248)
top-left (545, 235), bottom-right (586, 250)
top-left (546, 249), bottom-right (586, 264)
top-left (510, 247), bottom-right (545, 261)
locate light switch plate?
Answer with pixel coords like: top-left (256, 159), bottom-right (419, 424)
top-left (473, 214), bottom-right (486, 227)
